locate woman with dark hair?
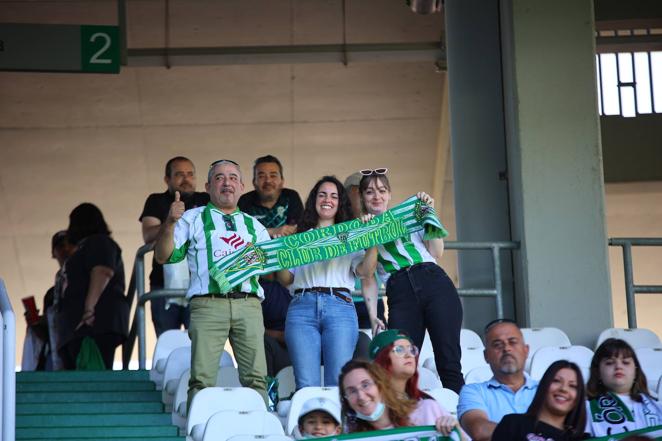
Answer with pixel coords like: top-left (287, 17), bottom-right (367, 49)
top-left (339, 359), bottom-right (415, 432)
top-left (369, 329), bottom-right (464, 436)
top-left (492, 360), bottom-right (587, 441)
top-left (585, 338), bottom-right (662, 437)
top-left (276, 176), bottom-right (377, 388)
top-left (57, 203), bottom-right (129, 369)
top-left (358, 169), bottom-right (464, 393)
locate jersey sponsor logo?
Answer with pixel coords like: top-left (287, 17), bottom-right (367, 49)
top-left (221, 233), bottom-right (245, 249)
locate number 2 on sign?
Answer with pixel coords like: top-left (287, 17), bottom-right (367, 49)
top-left (89, 32), bottom-right (111, 64)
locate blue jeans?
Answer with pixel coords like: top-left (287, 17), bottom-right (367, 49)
top-left (284, 291), bottom-right (358, 389)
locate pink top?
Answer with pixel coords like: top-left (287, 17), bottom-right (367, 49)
top-left (409, 398), bottom-right (450, 426)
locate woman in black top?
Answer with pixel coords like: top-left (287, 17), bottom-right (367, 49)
top-left (57, 203), bottom-right (129, 369)
top-left (492, 360), bottom-right (587, 441)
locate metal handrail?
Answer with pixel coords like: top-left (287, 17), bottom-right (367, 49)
top-left (445, 241), bottom-right (519, 319)
top-left (0, 278), bottom-right (16, 441)
top-left (608, 237), bottom-right (662, 328)
top-left (126, 240), bottom-right (519, 369)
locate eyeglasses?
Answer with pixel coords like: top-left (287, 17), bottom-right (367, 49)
top-left (391, 344), bottom-right (419, 358)
top-left (209, 159), bottom-right (239, 169)
top-left (359, 168), bottom-right (388, 176)
top-left (343, 380), bottom-right (376, 399)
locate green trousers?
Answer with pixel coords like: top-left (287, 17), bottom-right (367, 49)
top-left (187, 296), bottom-right (268, 409)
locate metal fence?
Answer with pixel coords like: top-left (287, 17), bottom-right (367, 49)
top-left (123, 240), bottom-right (519, 370)
top-left (0, 279), bottom-right (16, 441)
top-left (608, 237), bottom-right (662, 328)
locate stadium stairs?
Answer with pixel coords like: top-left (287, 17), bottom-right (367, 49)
top-left (16, 369), bottom-right (184, 441)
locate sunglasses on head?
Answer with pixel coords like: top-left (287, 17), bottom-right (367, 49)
top-left (209, 159), bottom-right (239, 169)
top-left (360, 168), bottom-right (388, 176)
top-left (483, 318), bottom-right (518, 335)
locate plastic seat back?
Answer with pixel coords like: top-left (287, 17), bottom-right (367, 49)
top-left (460, 329), bottom-right (484, 349)
top-left (171, 369), bottom-right (190, 429)
top-left (285, 386), bottom-right (340, 436)
top-left (521, 327), bottom-right (572, 372)
top-left (635, 347), bottom-right (662, 393)
top-left (202, 410), bottom-right (284, 441)
top-left (424, 387), bottom-right (459, 416)
top-left (596, 328), bottom-right (662, 350)
top-left (529, 345), bottom-right (593, 381)
top-left (464, 365), bottom-right (494, 384)
top-left (149, 329), bottom-right (190, 385)
top-left (460, 346), bottom-right (489, 376)
top-left (418, 366), bottom-right (443, 390)
top-left (187, 387), bottom-right (266, 439)
top-left (161, 346), bottom-right (191, 401)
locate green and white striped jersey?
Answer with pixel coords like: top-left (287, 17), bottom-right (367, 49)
top-left (167, 203), bottom-right (270, 298)
top-left (376, 230), bottom-right (436, 280)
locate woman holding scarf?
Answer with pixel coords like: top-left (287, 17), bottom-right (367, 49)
top-left (585, 338), bottom-right (662, 437)
top-left (276, 176), bottom-right (379, 389)
top-left (359, 169), bottom-right (464, 393)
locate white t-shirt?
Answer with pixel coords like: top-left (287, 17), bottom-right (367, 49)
top-left (289, 250), bottom-right (364, 294)
top-left (586, 393), bottom-right (662, 437)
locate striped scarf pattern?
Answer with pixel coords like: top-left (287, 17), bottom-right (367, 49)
top-left (209, 196), bottom-right (448, 293)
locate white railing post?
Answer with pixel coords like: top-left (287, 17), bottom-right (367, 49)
top-left (0, 278), bottom-right (16, 441)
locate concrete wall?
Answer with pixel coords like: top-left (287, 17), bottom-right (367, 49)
top-left (602, 114), bottom-right (662, 182)
top-left (0, 62), bottom-right (455, 367)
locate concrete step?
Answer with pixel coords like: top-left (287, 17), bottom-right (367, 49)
top-left (17, 381), bottom-right (155, 392)
top-left (18, 390), bottom-right (162, 403)
top-left (17, 413), bottom-right (171, 428)
top-left (17, 401), bottom-right (164, 415)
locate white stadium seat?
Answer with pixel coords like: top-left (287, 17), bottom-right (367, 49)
top-left (228, 435), bottom-right (293, 441)
top-left (460, 346), bottom-right (489, 376)
top-left (417, 365), bottom-right (443, 390)
top-left (187, 387), bottom-right (266, 441)
top-left (276, 366), bottom-right (297, 400)
top-left (424, 387), bottom-right (459, 417)
top-left (596, 328), bottom-right (662, 350)
top-left (202, 410), bottom-right (284, 441)
top-left (172, 365), bottom-right (250, 430)
top-left (418, 332), bottom-right (434, 367)
top-left (284, 387), bottom-right (340, 436)
top-left (161, 346), bottom-right (192, 406)
top-left (171, 369), bottom-right (190, 429)
top-left (149, 329), bottom-right (190, 387)
top-left (657, 375), bottom-right (662, 400)
top-left (460, 329), bottom-right (484, 349)
top-left (529, 345), bottom-right (593, 382)
top-left (635, 347), bottom-right (662, 394)
top-left (161, 348), bottom-right (234, 407)
top-left (464, 365), bottom-right (493, 384)
top-left (521, 327), bottom-right (572, 372)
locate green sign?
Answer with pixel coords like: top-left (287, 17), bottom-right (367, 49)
top-left (0, 23), bottom-right (120, 73)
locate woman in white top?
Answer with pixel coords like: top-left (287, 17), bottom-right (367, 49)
top-left (359, 169), bottom-right (464, 393)
top-left (585, 338), bottom-right (662, 437)
top-left (277, 176), bottom-right (377, 389)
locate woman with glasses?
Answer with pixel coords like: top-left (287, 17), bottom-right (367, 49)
top-left (276, 176), bottom-right (377, 389)
top-left (369, 329), bottom-right (465, 436)
top-left (358, 169), bottom-right (464, 393)
top-left (339, 359), bottom-right (414, 432)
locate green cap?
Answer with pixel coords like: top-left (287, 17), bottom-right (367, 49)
top-left (368, 329), bottom-right (413, 360)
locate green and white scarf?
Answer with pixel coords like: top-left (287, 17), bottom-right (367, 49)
top-left (589, 392), bottom-right (662, 437)
top-left (588, 424), bottom-right (662, 440)
top-left (210, 196), bottom-right (448, 293)
top-left (315, 426), bottom-right (461, 441)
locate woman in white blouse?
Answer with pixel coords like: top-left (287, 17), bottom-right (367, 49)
top-left (277, 176), bottom-right (377, 389)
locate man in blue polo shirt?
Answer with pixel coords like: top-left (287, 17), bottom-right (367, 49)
top-left (458, 319), bottom-right (538, 441)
